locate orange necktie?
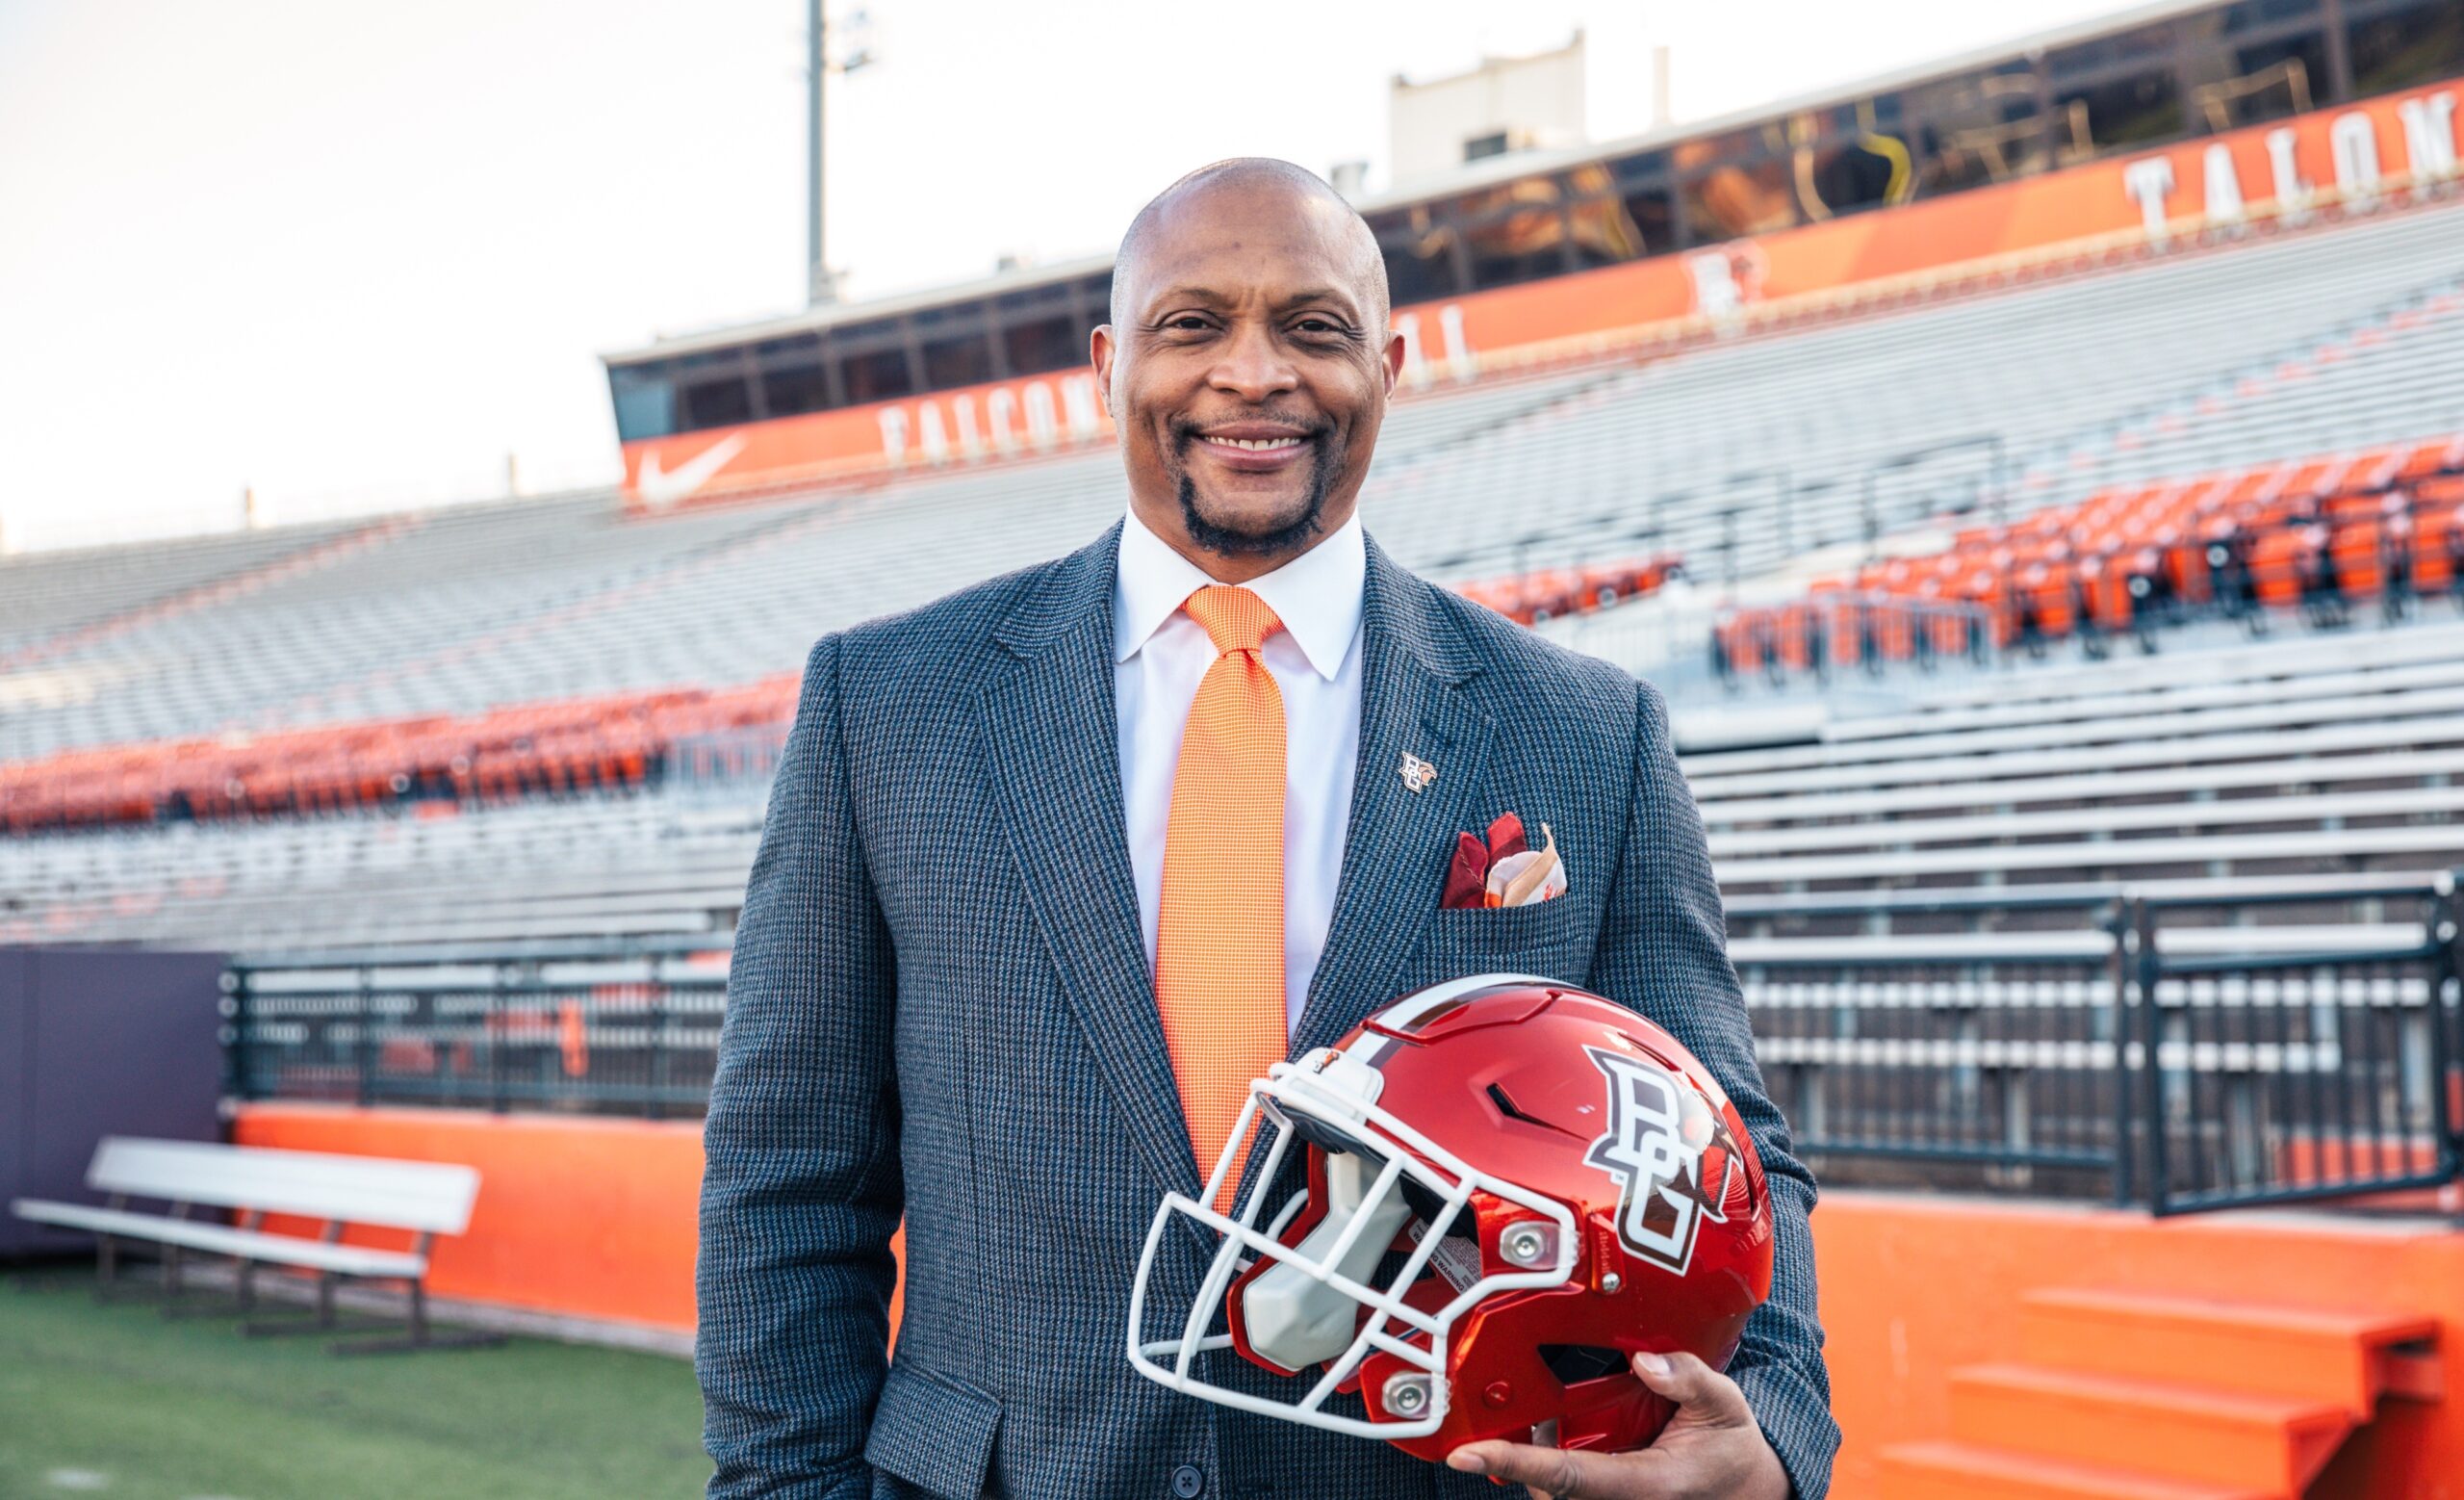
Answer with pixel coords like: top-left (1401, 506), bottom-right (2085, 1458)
top-left (1154, 584), bottom-right (1290, 1201)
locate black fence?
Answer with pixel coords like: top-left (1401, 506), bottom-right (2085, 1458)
top-left (224, 937), bottom-right (730, 1120)
top-left (224, 875), bottom-right (2464, 1215)
top-left (1732, 875), bottom-right (2464, 1214)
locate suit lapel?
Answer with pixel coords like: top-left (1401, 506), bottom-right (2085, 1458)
top-left (977, 522), bottom-right (1204, 1206)
top-left (1291, 534), bottom-right (1495, 1056)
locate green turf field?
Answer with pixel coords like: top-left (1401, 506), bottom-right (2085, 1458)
top-left (0, 1267), bottom-right (710, 1500)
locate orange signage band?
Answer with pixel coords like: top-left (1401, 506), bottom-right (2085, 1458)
top-left (621, 77), bottom-right (2464, 512)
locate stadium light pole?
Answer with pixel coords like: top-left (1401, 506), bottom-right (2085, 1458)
top-left (807, 2), bottom-right (877, 306)
top-left (807, 0), bottom-right (829, 304)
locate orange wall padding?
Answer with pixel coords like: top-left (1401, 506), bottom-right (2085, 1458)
top-left (1814, 1194), bottom-right (2464, 1498)
top-left (233, 1102), bottom-right (707, 1333)
top-left (233, 1107), bottom-right (2462, 1494)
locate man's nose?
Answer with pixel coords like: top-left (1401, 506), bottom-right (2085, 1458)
top-left (1207, 321), bottom-right (1299, 403)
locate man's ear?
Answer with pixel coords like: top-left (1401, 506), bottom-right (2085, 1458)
top-left (1091, 324), bottom-right (1117, 412)
top-left (1381, 326), bottom-right (1407, 394)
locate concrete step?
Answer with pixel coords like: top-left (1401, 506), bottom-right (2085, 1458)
top-left (1947, 1362), bottom-right (2350, 1492)
top-left (2018, 1287), bottom-right (2441, 1418)
top-left (1878, 1438), bottom-right (2274, 1500)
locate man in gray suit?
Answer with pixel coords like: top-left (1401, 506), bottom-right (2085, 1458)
top-left (699, 158), bottom-right (1836, 1499)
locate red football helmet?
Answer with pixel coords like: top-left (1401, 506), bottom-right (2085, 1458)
top-left (1127, 972), bottom-right (1772, 1461)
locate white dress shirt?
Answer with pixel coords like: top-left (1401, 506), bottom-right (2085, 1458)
top-left (1114, 505), bottom-right (1367, 1032)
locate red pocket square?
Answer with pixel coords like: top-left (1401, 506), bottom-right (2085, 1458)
top-left (1442, 832), bottom-right (1489, 911)
top-left (1486, 811), bottom-right (1527, 863)
top-left (1442, 812), bottom-right (1564, 909)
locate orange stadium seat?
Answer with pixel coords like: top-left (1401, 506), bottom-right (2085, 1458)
top-left (1450, 554), bottom-right (1681, 627)
top-left (0, 675), bottom-right (803, 833)
top-left (1694, 433), bottom-right (2464, 684)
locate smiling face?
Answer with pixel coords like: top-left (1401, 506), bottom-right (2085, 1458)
top-left (1093, 165), bottom-right (1406, 582)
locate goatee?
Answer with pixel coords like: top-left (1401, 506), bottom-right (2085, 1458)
top-left (1174, 439), bottom-right (1336, 559)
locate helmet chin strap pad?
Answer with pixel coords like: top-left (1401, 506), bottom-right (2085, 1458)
top-left (1240, 1147), bottom-right (1411, 1371)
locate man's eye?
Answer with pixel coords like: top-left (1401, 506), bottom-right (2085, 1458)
top-left (1166, 316), bottom-right (1212, 331)
top-left (1296, 318), bottom-right (1348, 335)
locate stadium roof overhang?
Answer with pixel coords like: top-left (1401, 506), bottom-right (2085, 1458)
top-left (599, 0), bottom-right (2234, 372)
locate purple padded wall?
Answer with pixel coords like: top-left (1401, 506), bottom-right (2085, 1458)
top-left (2, 947), bottom-right (226, 1257)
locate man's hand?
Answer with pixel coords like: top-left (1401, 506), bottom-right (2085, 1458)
top-left (1444, 1352), bottom-right (1791, 1500)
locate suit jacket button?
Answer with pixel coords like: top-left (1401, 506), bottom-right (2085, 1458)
top-left (1170, 1463), bottom-right (1206, 1498)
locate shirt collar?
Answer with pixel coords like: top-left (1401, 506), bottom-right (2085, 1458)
top-left (1113, 504), bottom-right (1366, 682)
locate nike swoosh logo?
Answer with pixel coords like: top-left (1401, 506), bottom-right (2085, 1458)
top-left (634, 433), bottom-right (749, 508)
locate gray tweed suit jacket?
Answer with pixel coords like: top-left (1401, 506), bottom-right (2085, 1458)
top-left (699, 521), bottom-right (1836, 1499)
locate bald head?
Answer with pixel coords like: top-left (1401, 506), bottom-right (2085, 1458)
top-left (1109, 158), bottom-right (1388, 333)
top-left (1091, 156), bottom-right (1407, 582)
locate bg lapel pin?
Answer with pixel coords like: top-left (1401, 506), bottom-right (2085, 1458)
top-left (1399, 751), bottom-right (1438, 793)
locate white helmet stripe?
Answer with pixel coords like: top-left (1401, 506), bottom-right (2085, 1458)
top-left (1338, 970), bottom-right (1566, 1064)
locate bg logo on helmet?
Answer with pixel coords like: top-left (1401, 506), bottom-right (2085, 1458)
top-left (1582, 1047), bottom-right (1738, 1275)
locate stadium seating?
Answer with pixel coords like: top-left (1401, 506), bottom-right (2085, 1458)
top-left (1382, 203), bottom-right (2464, 587)
top-left (1452, 553), bottom-right (1684, 626)
top-left (0, 369), bottom-right (1598, 763)
top-left (0, 517), bottom-right (373, 661)
top-left (1707, 435), bottom-right (2464, 677)
top-left (0, 784), bottom-right (759, 950)
top-left (0, 198), bottom-right (2456, 770)
top-left (0, 679), bottom-right (792, 834)
top-left (10, 601), bottom-right (2464, 954)
top-left (1691, 613), bottom-right (2464, 898)
top-left (7, 194), bottom-right (2464, 958)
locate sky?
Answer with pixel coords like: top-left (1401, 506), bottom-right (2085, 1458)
top-left (0, 0), bottom-right (2125, 551)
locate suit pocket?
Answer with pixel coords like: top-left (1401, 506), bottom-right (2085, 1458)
top-left (1428, 893), bottom-right (1585, 945)
top-left (865, 1362), bottom-right (1002, 1499)
top-left (1416, 894), bottom-right (1594, 981)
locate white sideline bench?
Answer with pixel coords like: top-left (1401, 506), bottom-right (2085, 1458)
top-left (9, 1135), bottom-right (500, 1355)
